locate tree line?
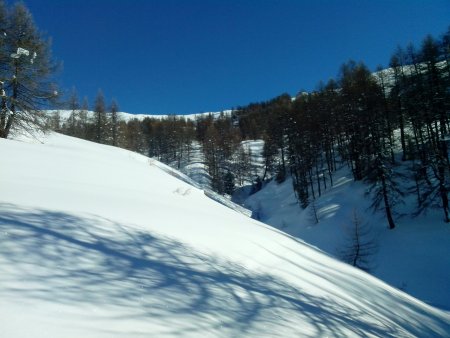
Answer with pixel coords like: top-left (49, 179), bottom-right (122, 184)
top-left (53, 100), bottom-right (256, 196)
top-left (54, 27), bottom-right (450, 229)
top-left (235, 28), bottom-right (450, 228)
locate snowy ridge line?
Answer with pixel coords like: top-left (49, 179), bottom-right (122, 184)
top-left (148, 158), bottom-right (252, 217)
top-left (203, 189), bottom-right (252, 218)
top-left (44, 109), bottom-right (233, 122)
top-left (372, 60), bottom-right (448, 94)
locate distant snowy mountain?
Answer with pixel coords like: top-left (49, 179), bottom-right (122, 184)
top-left (1, 132), bottom-right (449, 337)
top-left (48, 109), bottom-right (232, 122)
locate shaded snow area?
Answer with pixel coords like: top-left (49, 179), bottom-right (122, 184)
top-left (1, 133), bottom-right (450, 337)
top-left (243, 163), bottom-right (450, 311)
top-left (180, 141), bottom-right (211, 189)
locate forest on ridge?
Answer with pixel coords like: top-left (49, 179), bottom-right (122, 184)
top-left (52, 28), bottom-right (450, 230)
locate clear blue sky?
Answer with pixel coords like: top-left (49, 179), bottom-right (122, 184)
top-left (23, 0), bottom-right (450, 115)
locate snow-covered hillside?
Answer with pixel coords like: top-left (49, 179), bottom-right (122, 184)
top-left (243, 162), bottom-right (450, 311)
top-left (1, 132), bottom-right (450, 337)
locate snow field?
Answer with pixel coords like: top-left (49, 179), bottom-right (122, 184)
top-left (1, 132), bottom-right (449, 337)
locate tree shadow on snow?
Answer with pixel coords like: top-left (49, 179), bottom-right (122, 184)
top-left (0, 203), bottom-right (448, 337)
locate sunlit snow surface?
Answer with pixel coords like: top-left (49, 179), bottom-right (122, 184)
top-left (1, 132), bottom-right (449, 337)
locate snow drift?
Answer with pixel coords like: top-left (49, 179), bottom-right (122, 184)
top-left (0, 132), bottom-right (449, 337)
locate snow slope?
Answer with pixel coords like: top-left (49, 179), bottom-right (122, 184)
top-left (1, 133), bottom-right (450, 337)
top-left (243, 163), bottom-right (450, 311)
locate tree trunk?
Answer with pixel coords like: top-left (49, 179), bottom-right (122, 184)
top-left (381, 172), bottom-right (396, 229)
top-left (0, 83), bottom-right (7, 138)
top-left (4, 66), bottom-right (18, 139)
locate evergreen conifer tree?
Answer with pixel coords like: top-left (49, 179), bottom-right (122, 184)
top-left (0, 1), bottom-right (58, 138)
